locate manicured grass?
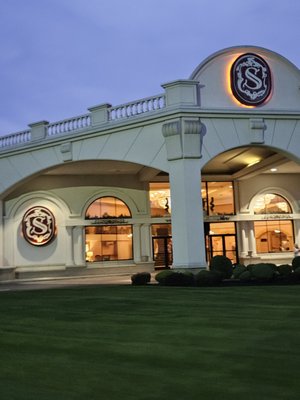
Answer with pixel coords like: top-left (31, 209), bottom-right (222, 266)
top-left (0, 284), bottom-right (299, 400)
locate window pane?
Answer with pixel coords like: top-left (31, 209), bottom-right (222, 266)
top-left (253, 194), bottom-right (292, 214)
top-left (151, 224), bottom-right (172, 236)
top-left (86, 197), bottom-right (131, 219)
top-left (85, 225), bottom-right (133, 261)
top-left (254, 220), bottom-right (293, 253)
top-left (209, 222), bottom-right (235, 235)
top-left (149, 183), bottom-right (171, 217)
top-left (204, 182), bottom-right (234, 216)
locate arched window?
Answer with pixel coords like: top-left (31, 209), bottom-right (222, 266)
top-left (253, 193), bottom-right (292, 214)
top-left (253, 193), bottom-right (293, 254)
top-left (85, 196), bottom-right (131, 219)
top-left (85, 197), bottom-right (132, 262)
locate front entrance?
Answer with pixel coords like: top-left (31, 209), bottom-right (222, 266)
top-left (205, 222), bottom-right (238, 264)
top-left (152, 224), bottom-right (172, 269)
top-left (152, 236), bottom-right (173, 269)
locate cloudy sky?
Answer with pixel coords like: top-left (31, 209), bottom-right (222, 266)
top-left (0, 0), bottom-right (299, 135)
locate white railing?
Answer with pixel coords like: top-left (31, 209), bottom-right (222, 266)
top-left (0, 93), bottom-right (166, 151)
top-left (47, 113), bottom-right (91, 136)
top-left (0, 129), bottom-right (31, 149)
top-left (108, 94), bottom-right (166, 121)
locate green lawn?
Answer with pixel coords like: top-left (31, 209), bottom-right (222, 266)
top-left (0, 284), bottom-right (299, 400)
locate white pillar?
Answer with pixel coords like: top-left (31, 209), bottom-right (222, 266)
top-left (133, 223), bottom-right (142, 263)
top-left (65, 226), bottom-right (74, 267)
top-left (169, 159), bottom-right (206, 269)
top-left (162, 117), bottom-right (206, 270)
top-left (248, 221), bottom-right (257, 256)
top-left (73, 226), bottom-right (85, 266)
top-left (239, 221), bottom-right (249, 257)
top-left (141, 223), bottom-right (152, 261)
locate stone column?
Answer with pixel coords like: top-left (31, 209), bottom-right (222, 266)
top-left (65, 226), bottom-right (74, 267)
top-left (133, 223), bottom-right (142, 263)
top-left (248, 221), bottom-right (257, 256)
top-left (239, 221), bottom-right (249, 257)
top-left (141, 223), bottom-right (152, 261)
top-left (73, 226), bottom-right (86, 266)
top-left (162, 117), bottom-right (206, 270)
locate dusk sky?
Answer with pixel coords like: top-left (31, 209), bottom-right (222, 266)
top-left (1, 0), bottom-right (299, 135)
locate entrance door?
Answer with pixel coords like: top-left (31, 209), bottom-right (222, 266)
top-left (208, 235), bottom-right (237, 264)
top-left (205, 222), bottom-right (238, 264)
top-left (152, 236), bottom-right (173, 269)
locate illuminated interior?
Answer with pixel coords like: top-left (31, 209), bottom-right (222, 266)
top-left (253, 193), bottom-right (292, 214)
top-left (253, 193), bottom-right (294, 253)
top-left (85, 197), bottom-right (133, 261)
top-left (149, 183), bottom-right (171, 217)
top-left (202, 181), bottom-right (234, 216)
top-left (86, 196), bottom-right (131, 219)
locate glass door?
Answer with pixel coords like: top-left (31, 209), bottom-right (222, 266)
top-left (206, 222), bottom-right (238, 264)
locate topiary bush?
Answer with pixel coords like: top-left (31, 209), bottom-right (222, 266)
top-left (163, 271), bottom-right (195, 286)
top-left (292, 256), bottom-right (300, 271)
top-left (209, 255), bottom-right (233, 279)
top-left (155, 269), bottom-right (174, 285)
top-left (293, 267), bottom-right (300, 282)
top-left (251, 263), bottom-right (276, 282)
top-left (131, 272), bottom-right (151, 285)
top-left (232, 264), bottom-right (247, 279)
top-left (195, 270), bottom-right (223, 286)
top-left (239, 270), bottom-right (252, 283)
top-left (277, 264), bottom-right (293, 277)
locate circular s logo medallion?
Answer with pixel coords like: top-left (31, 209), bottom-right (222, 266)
top-left (22, 206), bottom-right (56, 246)
top-left (231, 53), bottom-right (272, 106)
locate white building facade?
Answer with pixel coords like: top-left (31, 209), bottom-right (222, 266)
top-left (1, 45), bottom-right (300, 281)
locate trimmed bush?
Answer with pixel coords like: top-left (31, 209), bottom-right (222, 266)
top-left (293, 267), bottom-right (300, 281)
top-left (209, 255), bottom-right (233, 279)
top-left (251, 263), bottom-right (275, 282)
top-left (155, 269), bottom-right (174, 285)
top-left (131, 272), bottom-right (151, 285)
top-left (232, 264), bottom-right (247, 279)
top-left (195, 270), bottom-right (223, 286)
top-left (155, 270), bottom-right (195, 286)
top-left (277, 264), bottom-right (293, 277)
top-left (292, 256), bottom-right (300, 271)
top-left (239, 270), bottom-right (252, 283)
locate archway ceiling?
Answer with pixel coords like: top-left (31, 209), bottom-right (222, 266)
top-left (43, 160), bottom-right (161, 182)
top-left (42, 149), bottom-right (300, 181)
top-left (202, 146), bottom-right (300, 180)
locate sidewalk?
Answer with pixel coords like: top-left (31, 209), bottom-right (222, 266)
top-left (0, 274), bottom-right (134, 292)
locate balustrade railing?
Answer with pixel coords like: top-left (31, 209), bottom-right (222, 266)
top-left (0, 93), bottom-right (166, 151)
top-left (47, 113), bottom-right (91, 136)
top-left (108, 94), bottom-right (166, 121)
top-left (0, 129), bottom-right (31, 149)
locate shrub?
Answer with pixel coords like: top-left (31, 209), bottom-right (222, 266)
top-left (277, 264), bottom-right (293, 277)
top-left (209, 255), bottom-right (233, 279)
top-left (155, 269), bottom-right (174, 285)
top-left (232, 264), bottom-right (247, 279)
top-left (131, 272), bottom-right (151, 285)
top-left (239, 270), bottom-right (252, 283)
top-left (293, 267), bottom-right (300, 281)
top-left (155, 270), bottom-right (195, 286)
top-left (163, 271), bottom-right (195, 287)
top-left (195, 270), bottom-right (223, 286)
top-left (292, 256), bottom-right (300, 271)
top-left (251, 263), bottom-right (275, 282)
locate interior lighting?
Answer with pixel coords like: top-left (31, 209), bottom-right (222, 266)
top-left (247, 159), bottom-right (260, 167)
top-left (270, 168), bottom-right (277, 172)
